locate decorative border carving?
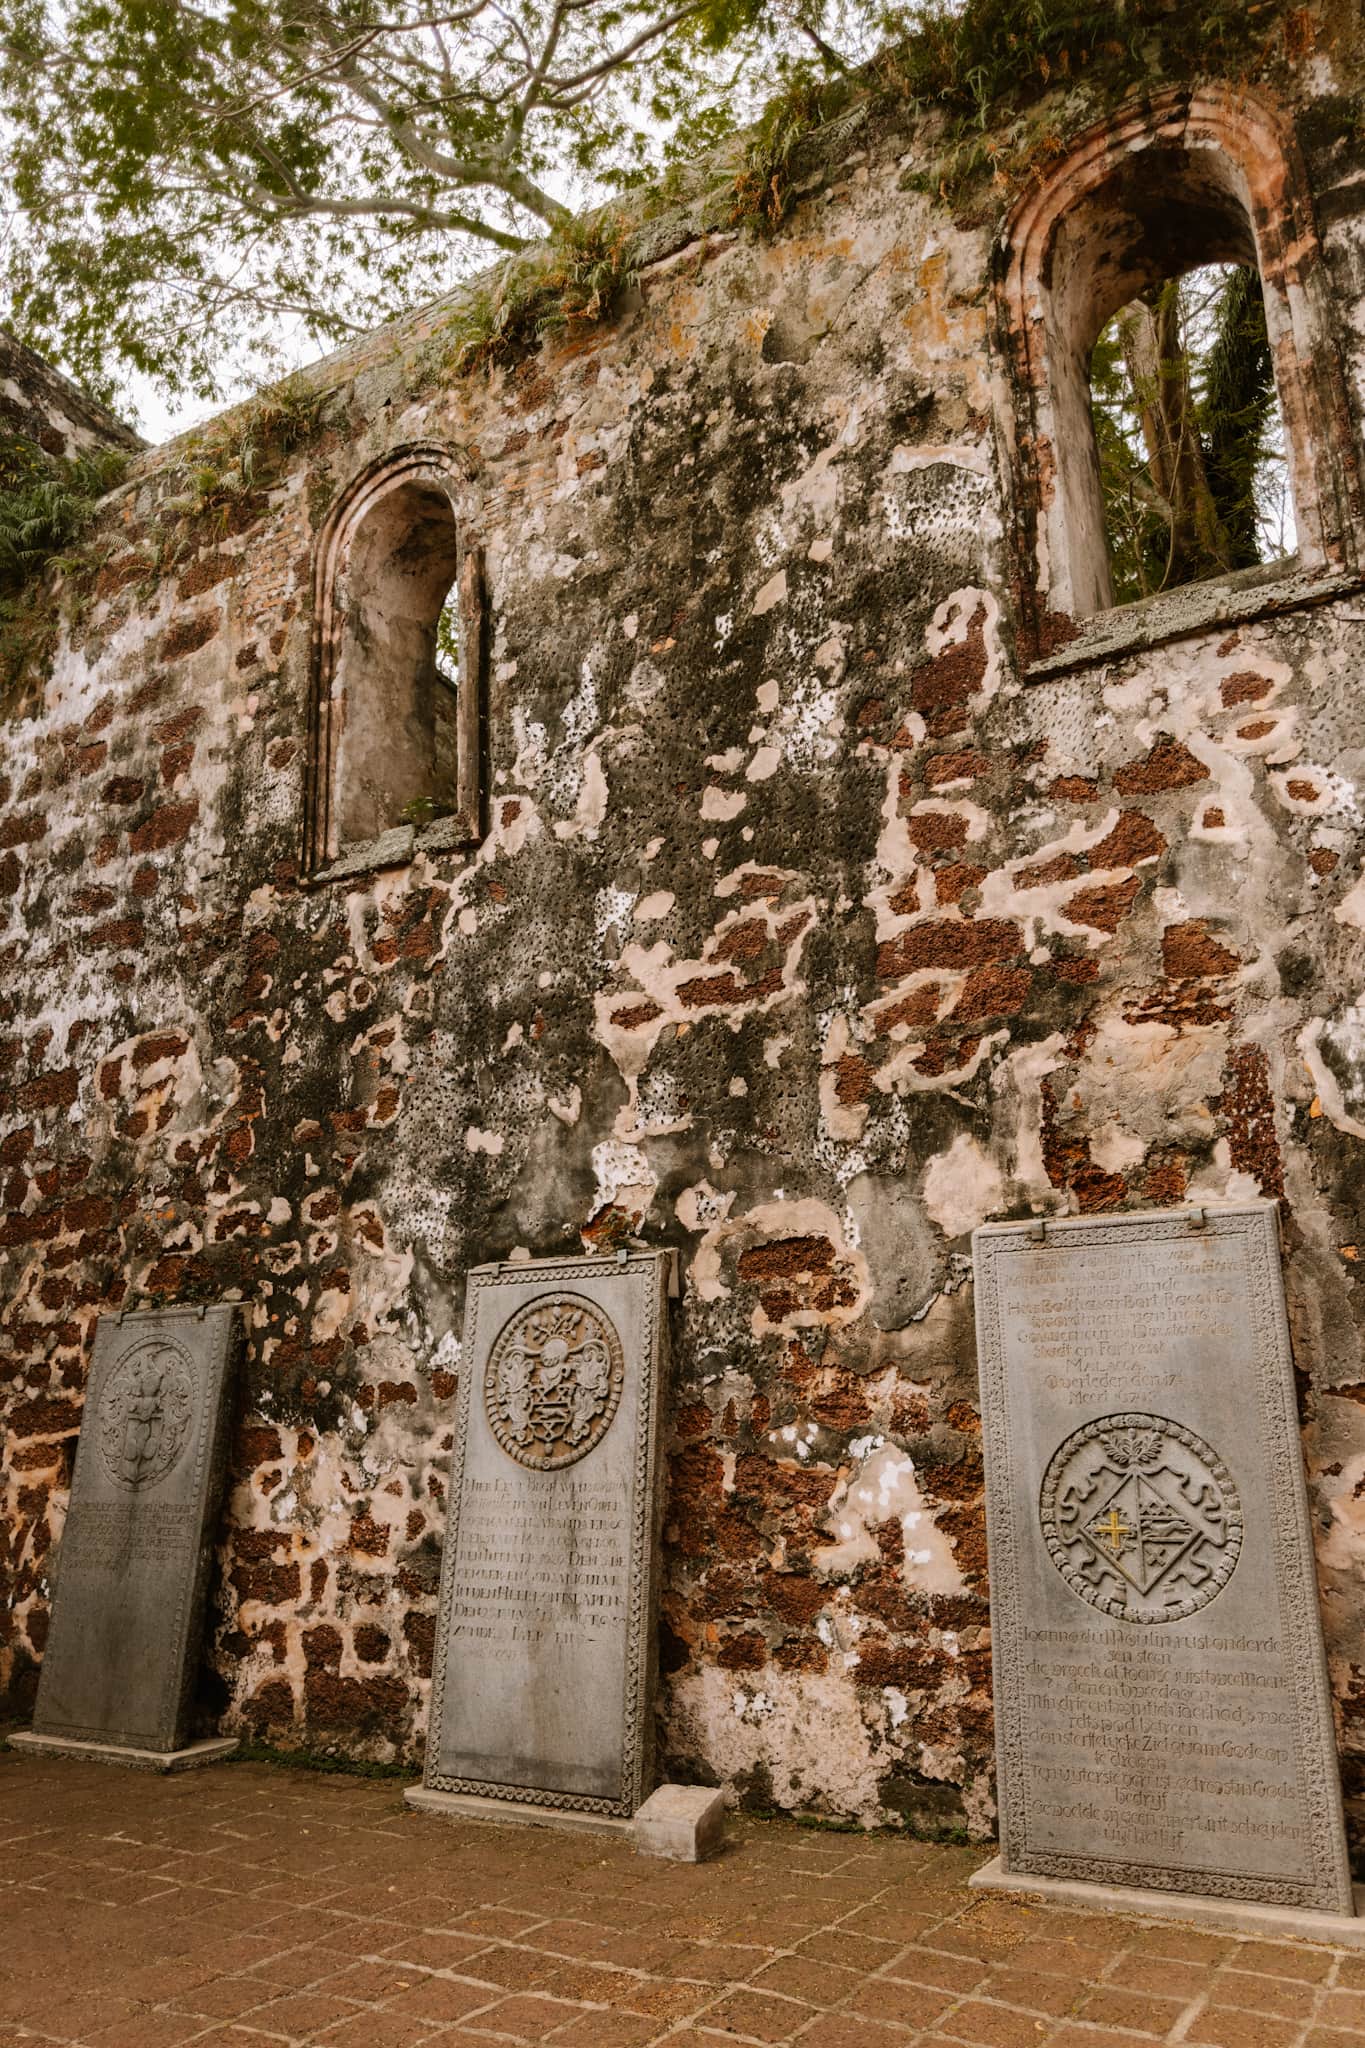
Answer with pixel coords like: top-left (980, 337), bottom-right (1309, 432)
top-left (424, 1253), bottom-right (669, 1819)
top-left (974, 1205), bottom-right (1354, 1914)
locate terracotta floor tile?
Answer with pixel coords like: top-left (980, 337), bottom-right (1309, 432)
top-left (542, 2012), bottom-right (662, 2045)
top-left (315, 2012), bottom-right (441, 2048)
top-left (535, 1960), bottom-right (640, 2004)
top-left (748, 1955), bottom-right (859, 2007)
top-left (1213, 1967), bottom-right (1329, 2017)
top-left (784, 2017), bottom-right (916, 2047)
top-left (1073, 1985), bottom-right (1192, 2035)
top-left (934, 1998), bottom-right (1056, 2047)
top-left (240, 1949), bottom-right (335, 1994)
top-left (608, 1975), bottom-right (716, 2021)
top-left (1316, 1985), bottom-right (1365, 2027)
top-left (168, 1973), bottom-right (276, 2020)
top-left (843, 1973), bottom-right (955, 2028)
top-left (980, 1966), bottom-right (1086, 2018)
top-left (841, 1907), bottom-right (944, 1945)
top-left (693, 1986), bottom-right (816, 2041)
top-left (794, 1930), bottom-right (901, 1975)
top-left (1101, 1955), bottom-right (1211, 2001)
top-left (380, 1934), bottom-right (493, 1973)
top-left (84, 2011), bottom-right (211, 2048)
top-left (1040, 2028), bottom-right (1152, 2048)
top-left (454, 1945), bottom-right (562, 1992)
top-left (245, 1988), bottom-right (368, 2038)
top-left (381, 1977), bottom-right (498, 2025)
top-left (1182, 2008), bottom-right (1306, 2048)
top-left (1223, 1942), bottom-right (1336, 1983)
top-left (668, 1945), bottom-right (777, 1986)
top-left (452, 1993), bottom-right (581, 2040)
top-left (324, 1958), bottom-right (429, 2003)
top-left (881, 1947), bottom-right (989, 1994)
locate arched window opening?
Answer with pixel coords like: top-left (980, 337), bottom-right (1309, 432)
top-left (995, 90), bottom-right (1362, 661)
top-left (334, 480), bottom-right (457, 846)
top-left (307, 447), bottom-right (482, 876)
top-left (1091, 261), bottom-right (1292, 606)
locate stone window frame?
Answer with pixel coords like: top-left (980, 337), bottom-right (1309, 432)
top-left (303, 441), bottom-right (484, 882)
top-left (992, 85), bottom-right (1365, 678)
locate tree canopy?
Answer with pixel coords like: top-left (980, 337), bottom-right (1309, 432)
top-left (0, 0), bottom-right (1307, 415)
top-left (1091, 264), bottom-right (1290, 605)
top-left (0, 0), bottom-right (879, 404)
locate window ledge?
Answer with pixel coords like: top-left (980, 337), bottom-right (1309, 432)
top-left (1024, 559), bottom-right (1364, 682)
top-left (305, 808), bottom-right (478, 887)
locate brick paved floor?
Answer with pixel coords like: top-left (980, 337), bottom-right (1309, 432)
top-left (1, 1752), bottom-right (1362, 2048)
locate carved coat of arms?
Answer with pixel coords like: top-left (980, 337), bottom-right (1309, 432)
top-left (97, 1341), bottom-right (195, 1489)
top-left (484, 1295), bottom-right (624, 1470)
top-left (1039, 1411), bottom-right (1243, 1623)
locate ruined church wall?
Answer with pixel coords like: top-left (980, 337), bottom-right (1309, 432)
top-left (4, 48), bottom-right (1365, 1852)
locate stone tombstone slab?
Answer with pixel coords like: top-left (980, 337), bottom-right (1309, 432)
top-left (32, 1303), bottom-right (240, 1754)
top-left (419, 1251), bottom-right (671, 1821)
top-left (973, 1203), bottom-right (1353, 1916)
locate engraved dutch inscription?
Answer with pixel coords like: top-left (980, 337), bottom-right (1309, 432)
top-left (974, 1205), bottom-right (1353, 1916)
top-left (30, 1304), bottom-right (239, 1755)
top-left (418, 1252), bottom-right (671, 1821)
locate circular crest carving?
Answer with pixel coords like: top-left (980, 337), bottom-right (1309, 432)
top-left (97, 1340), bottom-right (195, 1490)
top-left (484, 1294), bottom-right (624, 1470)
top-left (1039, 1411), bottom-right (1242, 1624)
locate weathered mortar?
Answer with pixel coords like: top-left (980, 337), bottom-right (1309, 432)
top-left (4, 27), bottom-right (1365, 1854)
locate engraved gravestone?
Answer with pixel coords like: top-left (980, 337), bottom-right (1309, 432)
top-left (972, 1204), bottom-right (1355, 1923)
top-left (407, 1251), bottom-right (671, 1829)
top-left (16, 1303), bottom-right (240, 1766)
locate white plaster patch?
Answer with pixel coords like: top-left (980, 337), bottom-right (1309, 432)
top-left (635, 891), bottom-right (675, 923)
top-left (921, 1133), bottom-right (1004, 1241)
top-left (752, 569), bottom-right (788, 616)
top-left (814, 1446), bottom-right (965, 1595)
top-left (591, 1139), bottom-right (656, 1221)
top-left (700, 786), bottom-right (747, 822)
top-left (548, 1085), bottom-right (582, 1126)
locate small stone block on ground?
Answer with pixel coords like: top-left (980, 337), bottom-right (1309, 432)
top-left (633, 1782), bottom-right (728, 1861)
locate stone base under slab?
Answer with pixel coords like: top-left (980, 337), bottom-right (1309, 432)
top-left (405, 1785), bottom-right (634, 1839)
top-left (970, 1856), bottom-right (1365, 1946)
top-left (8, 1731), bottom-right (239, 1774)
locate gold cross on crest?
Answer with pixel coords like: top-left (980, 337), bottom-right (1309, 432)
top-left (1094, 1508), bottom-right (1131, 1554)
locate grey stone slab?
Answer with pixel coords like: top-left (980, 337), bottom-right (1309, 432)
top-left (8, 1731), bottom-right (238, 1773)
top-left (973, 1203), bottom-right (1355, 1919)
top-left (30, 1303), bottom-right (241, 1755)
top-left (416, 1251), bottom-right (671, 1823)
top-left (970, 1857), bottom-right (1365, 1947)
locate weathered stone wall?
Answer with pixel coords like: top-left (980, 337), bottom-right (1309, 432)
top-left (4, 28), bottom-right (1365, 1854)
top-left (0, 329), bottom-right (143, 462)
